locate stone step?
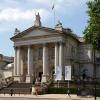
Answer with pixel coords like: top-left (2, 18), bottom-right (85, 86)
top-left (0, 82), bottom-right (33, 94)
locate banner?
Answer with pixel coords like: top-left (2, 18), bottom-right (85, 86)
top-left (65, 66), bottom-right (71, 80)
top-left (55, 66), bottom-right (62, 81)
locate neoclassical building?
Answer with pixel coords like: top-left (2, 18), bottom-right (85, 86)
top-left (11, 13), bottom-right (100, 83)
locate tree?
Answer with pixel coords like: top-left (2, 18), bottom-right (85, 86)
top-left (84, 0), bottom-right (100, 50)
top-left (83, 0), bottom-right (100, 100)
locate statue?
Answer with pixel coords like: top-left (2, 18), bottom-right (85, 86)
top-left (14, 28), bottom-right (20, 35)
top-left (34, 12), bottom-right (41, 27)
top-left (55, 20), bottom-right (63, 31)
top-left (56, 20), bottom-right (62, 26)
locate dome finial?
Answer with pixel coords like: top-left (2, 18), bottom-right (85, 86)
top-left (55, 20), bottom-right (63, 31)
top-left (14, 28), bottom-right (20, 35)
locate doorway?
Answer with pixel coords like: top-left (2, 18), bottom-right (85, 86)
top-left (38, 72), bottom-right (43, 82)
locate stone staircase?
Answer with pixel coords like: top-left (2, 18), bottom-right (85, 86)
top-left (0, 82), bottom-right (33, 94)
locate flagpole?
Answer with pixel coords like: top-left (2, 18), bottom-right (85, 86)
top-left (54, 0), bottom-right (55, 26)
top-left (34, 9), bottom-right (37, 16)
top-left (52, 0), bottom-right (56, 26)
top-left (54, 7), bottom-right (56, 26)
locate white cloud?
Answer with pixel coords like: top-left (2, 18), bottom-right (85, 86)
top-left (0, 0), bottom-right (88, 22)
top-left (28, 0), bottom-right (52, 5)
top-left (27, 0), bottom-right (87, 17)
top-left (0, 8), bottom-right (51, 22)
top-left (0, 8), bottom-right (33, 21)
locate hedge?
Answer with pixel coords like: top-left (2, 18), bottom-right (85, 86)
top-left (48, 87), bottom-right (77, 94)
top-left (48, 87), bottom-right (100, 96)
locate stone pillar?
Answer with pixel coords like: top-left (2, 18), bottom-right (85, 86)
top-left (20, 50), bottom-right (24, 82)
top-left (14, 47), bottom-right (17, 76)
top-left (20, 55), bottom-right (23, 76)
top-left (26, 46), bottom-right (33, 83)
top-left (55, 43), bottom-right (59, 71)
top-left (17, 47), bottom-right (21, 76)
top-left (42, 44), bottom-right (48, 82)
top-left (14, 47), bottom-right (21, 82)
top-left (59, 42), bottom-right (64, 80)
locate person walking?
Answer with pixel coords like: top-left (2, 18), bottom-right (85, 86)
top-left (35, 84), bottom-right (38, 96)
top-left (67, 89), bottom-right (71, 98)
top-left (10, 88), bottom-right (13, 96)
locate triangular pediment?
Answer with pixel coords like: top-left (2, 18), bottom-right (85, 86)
top-left (22, 29), bottom-right (56, 38)
top-left (11, 27), bottom-right (61, 40)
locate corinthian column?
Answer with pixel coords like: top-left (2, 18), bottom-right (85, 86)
top-left (55, 43), bottom-right (59, 73)
top-left (42, 44), bottom-right (48, 82)
top-left (17, 47), bottom-right (21, 76)
top-left (26, 46), bottom-right (33, 83)
top-left (59, 42), bottom-right (64, 80)
top-left (14, 47), bottom-right (17, 76)
top-left (13, 47), bottom-right (21, 82)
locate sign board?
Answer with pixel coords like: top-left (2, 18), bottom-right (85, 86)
top-left (65, 66), bottom-right (71, 80)
top-left (55, 66), bottom-right (62, 80)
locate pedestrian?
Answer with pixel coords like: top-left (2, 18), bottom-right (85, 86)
top-left (67, 89), bottom-right (71, 98)
top-left (82, 73), bottom-right (86, 80)
top-left (10, 88), bottom-right (13, 96)
top-left (35, 84), bottom-right (38, 96)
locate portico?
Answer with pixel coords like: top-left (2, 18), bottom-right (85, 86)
top-left (13, 41), bottom-right (64, 83)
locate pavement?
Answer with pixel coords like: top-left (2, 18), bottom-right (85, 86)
top-left (0, 94), bottom-right (100, 100)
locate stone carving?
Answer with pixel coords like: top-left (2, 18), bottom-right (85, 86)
top-left (14, 28), bottom-right (20, 35)
top-left (34, 12), bottom-right (41, 27)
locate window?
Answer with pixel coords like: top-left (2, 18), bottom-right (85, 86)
top-left (96, 58), bottom-right (100, 64)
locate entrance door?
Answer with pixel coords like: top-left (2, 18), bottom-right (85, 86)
top-left (39, 72), bottom-right (43, 82)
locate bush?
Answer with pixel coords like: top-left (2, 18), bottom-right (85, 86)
top-left (48, 87), bottom-right (77, 94)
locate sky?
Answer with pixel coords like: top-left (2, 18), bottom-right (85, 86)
top-left (0, 0), bottom-right (93, 57)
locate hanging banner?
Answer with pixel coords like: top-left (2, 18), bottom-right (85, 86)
top-left (55, 66), bottom-right (62, 81)
top-left (65, 66), bottom-right (71, 80)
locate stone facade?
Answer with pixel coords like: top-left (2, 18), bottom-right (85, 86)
top-left (11, 13), bottom-right (100, 83)
top-left (0, 54), bottom-right (14, 81)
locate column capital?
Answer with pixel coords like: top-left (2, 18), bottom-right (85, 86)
top-left (42, 43), bottom-right (47, 47)
top-left (59, 42), bottom-right (65, 46)
top-left (55, 42), bottom-right (59, 45)
top-left (27, 45), bottom-right (32, 48)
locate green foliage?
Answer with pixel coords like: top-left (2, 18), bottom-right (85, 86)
top-left (47, 87), bottom-right (100, 96)
top-left (48, 87), bottom-right (77, 94)
top-left (83, 0), bottom-right (100, 50)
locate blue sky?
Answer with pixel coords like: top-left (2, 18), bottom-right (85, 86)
top-left (0, 0), bottom-right (92, 56)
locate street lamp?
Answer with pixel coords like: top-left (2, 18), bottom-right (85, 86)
top-left (93, 3), bottom-right (100, 99)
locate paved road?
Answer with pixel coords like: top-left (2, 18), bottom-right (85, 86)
top-left (0, 94), bottom-right (100, 100)
top-left (0, 97), bottom-right (66, 100)
top-left (0, 98), bottom-right (59, 100)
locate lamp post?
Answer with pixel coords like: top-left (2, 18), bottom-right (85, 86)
top-left (93, 49), bottom-right (96, 100)
top-left (94, 4), bottom-right (100, 99)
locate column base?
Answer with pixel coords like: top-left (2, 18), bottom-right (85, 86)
top-left (26, 75), bottom-right (32, 83)
top-left (41, 75), bottom-right (49, 83)
top-left (14, 76), bottom-right (21, 82)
